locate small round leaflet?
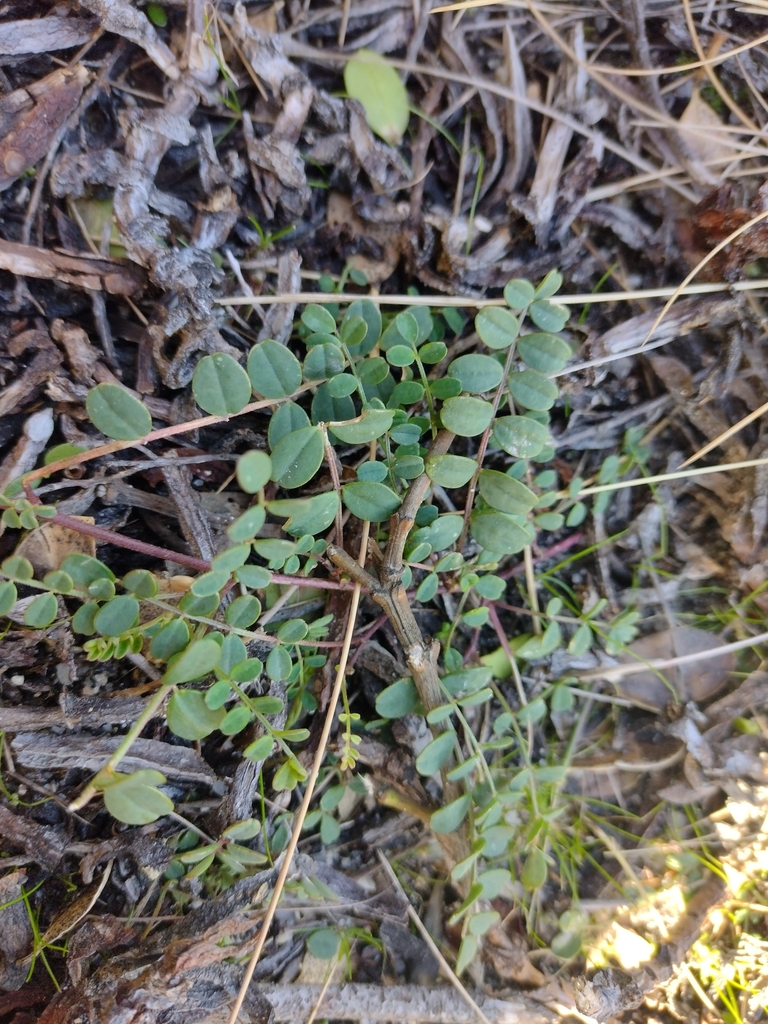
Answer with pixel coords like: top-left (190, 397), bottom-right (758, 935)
top-left (248, 339), bottom-right (302, 399)
top-left (343, 49), bottom-right (409, 145)
top-left (192, 352), bottom-right (251, 416)
top-left (475, 307), bottom-right (519, 350)
top-left (237, 450), bottom-right (272, 493)
top-left (86, 383), bottom-right (151, 441)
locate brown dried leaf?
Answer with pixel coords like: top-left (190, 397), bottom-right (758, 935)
top-left (615, 626), bottom-right (735, 711)
top-left (484, 924), bottom-right (545, 987)
top-left (0, 65), bottom-right (88, 191)
top-left (14, 519), bottom-right (96, 576)
top-left (678, 87), bottom-right (739, 167)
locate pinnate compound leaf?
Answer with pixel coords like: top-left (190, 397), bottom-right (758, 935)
top-left (344, 49), bottom-right (409, 145)
top-left (475, 307), bottom-right (519, 350)
top-left (492, 415), bottom-right (549, 458)
top-left (192, 353), bottom-right (251, 415)
top-left (342, 481), bottom-right (401, 522)
top-left (478, 470), bottom-right (538, 514)
top-left (431, 793), bottom-right (471, 834)
top-left (164, 637), bottom-right (221, 684)
top-left (86, 383), bottom-right (151, 440)
top-left (101, 770), bottom-right (173, 825)
top-left (248, 339), bottom-right (302, 399)
top-left (440, 396), bottom-right (493, 437)
top-left (330, 408), bottom-right (394, 444)
top-left (270, 426), bottom-right (325, 489)
top-left (167, 690), bottom-right (225, 740)
top-left (508, 370), bottom-right (558, 411)
top-left (415, 731), bottom-right (456, 775)
top-left (426, 454), bottom-right (477, 488)
top-left (237, 451), bottom-right (272, 493)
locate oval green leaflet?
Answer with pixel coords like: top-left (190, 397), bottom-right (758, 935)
top-left (304, 342), bottom-right (345, 380)
top-left (492, 415), bottom-right (549, 459)
top-left (474, 307), bottom-right (519, 350)
top-left (342, 481), bottom-right (401, 522)
top-left (517, 333), bottom-right (572, 374)
top-left (477, 470), bottom-right (538, 514)
top-left (270, 426), bottom-right (325, 489)
top-left (93, 596), bottom-right (140, 637)
top-left (267, 492), bottom-right (339, 537)
top-left (86, 383), bottom-right (151, 441)
top-left (448, 354), bottom-right (504, 393)
top-left (330, 408), bottom-right (394, 444)
top-left (237, 451), bottom-right (272, 493)
top-left (508, 370), bottom-right (559, 411)
top-left (247, 339), bottom-right (302, 399)
top-left (503, 279), bottom-right (535, 308)
top-left (528, 298), bottom-right (569, 333)
top-left (167, 690), bottom-right (225, 740)
top-left (99, 769), bottom-right (173, 825)
top-left (344, 49), bottom-right (410, 145)
top-left (192, 352), bottom-right (251, 415)
top-left (425, 454), bottom-right (477, 488)
top-left (301, 303), bottom-right (337, 334)
top-left (440, 396), bottom-right (494, 437)
top-left (470, 510), bottom-right (533, 555)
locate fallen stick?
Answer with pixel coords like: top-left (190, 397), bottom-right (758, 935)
top-left (0, 238), bottom-right (145, 295)
top-left (258, 983), bottom-right (558, 1024)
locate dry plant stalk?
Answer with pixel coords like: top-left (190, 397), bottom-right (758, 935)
top-left (327, 429), bottom-right (471, 867)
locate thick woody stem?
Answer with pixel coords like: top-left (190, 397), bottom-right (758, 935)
top-left (326, 429), bottom-right (472, 866)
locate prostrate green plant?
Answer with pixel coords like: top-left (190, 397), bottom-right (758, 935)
top-left (0, 271), bottom-right (638, 964)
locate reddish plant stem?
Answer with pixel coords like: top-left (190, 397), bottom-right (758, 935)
top-left (43, 511), bottom-right (351, 591)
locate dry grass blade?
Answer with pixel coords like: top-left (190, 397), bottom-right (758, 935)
top-left (226, 523), bottom-right (370, 1024)
top-left (216, 279), bottom-right (768, 308)
top-left (376, 853), bottom-right (494, 1024)
top-left (681, 397), bottom-right (768, 466)
top-left (432, 0), bottom-right (768, 81)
